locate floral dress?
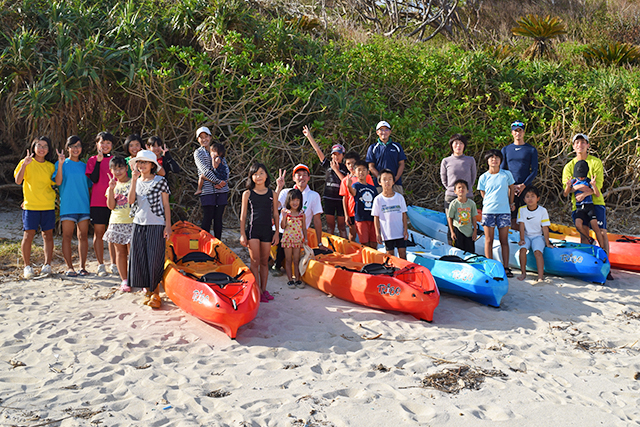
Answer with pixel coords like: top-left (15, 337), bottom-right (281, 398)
top-left (281, 212), bottom-right (304, 248)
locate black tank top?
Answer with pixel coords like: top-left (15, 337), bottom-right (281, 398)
top-left (248, 189), bottom-right (273, 233)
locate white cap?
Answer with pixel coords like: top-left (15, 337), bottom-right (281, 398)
top-left (129, 150), bottom-right (161, 169)
top-left (195, 126), bottom-right (212, 138)
top-left (572, 133), bottom-right (589, 143)
top-left (376, 121), bottom-right (391, 131)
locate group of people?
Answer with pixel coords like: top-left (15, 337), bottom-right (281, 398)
top-left (441, 121), bottom-right (611, 282)
top-left (14, 119), bottom-right (612, 308)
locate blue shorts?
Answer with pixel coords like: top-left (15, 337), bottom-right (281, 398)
top-left (482, 213), bottom-right (511, 229)
top-left (519, 235), bottom-right (545, 253)
top-left (23, 210), bottom-right (56, 232)
top-left (201, 192), bottom-right (228, 207)
top-left (572, 205), bottom-right (607, 229)
top-left (60, 213), bottom-right (90, 223)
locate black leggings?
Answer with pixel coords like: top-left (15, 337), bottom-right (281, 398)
top-left (202, 204), bottom-right (226, 240)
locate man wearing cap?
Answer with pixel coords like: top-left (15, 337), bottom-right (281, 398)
top-left (501, 121), bottom-right (538, 229)
top-left (272, 164), bottom-right (324, 274)
top-left (302, 125), bottom-right (349, 238)
top-left (562, 133), bottom-right (611, 278)
top-left (366, 121), bottom-right (407, 194)
top-left (193, 126), bottom-right (228, 237)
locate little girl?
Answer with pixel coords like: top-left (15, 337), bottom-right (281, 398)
top-left (104, 156), bottom-right (133, 292)
top-left (280, 189), bottom-right (306, 289)
top-left (14, 137), bottom-right (57, 278)
top-left (124, 134), bottom-right (142, 177)
top-left (55, 136), bottom-right (92, 276)
top-left (127, 149), bottom-right (172, 309)
top-left (146, 136), bottom-right (182, 178)
top-left (239, 163), bottom-right (280, 303)
top-left (86, 131), bottom-right (117, 277)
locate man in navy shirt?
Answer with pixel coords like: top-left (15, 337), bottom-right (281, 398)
top-left (366, 121), bottom-right (407, 194)
top-left (501, 120), bottom-right (538, 229)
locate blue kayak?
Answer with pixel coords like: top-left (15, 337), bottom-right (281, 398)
top-left (404, 230), bottom-right (508, 307)
top-left (407, 205), bottom-right (610, 284)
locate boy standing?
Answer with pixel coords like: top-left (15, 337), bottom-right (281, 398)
top-left (446, 179), bottom-right (478, 254)
top-left (372, 169), bottom-right (408, 259)
top-left (348, 160), bottom-right (378, 248)
top-left (366, 121), bottom-right (407, 194)
top-left (339, 151), bottom-right (374, 242)
top-left (516, 186), bottom-right (553, 282)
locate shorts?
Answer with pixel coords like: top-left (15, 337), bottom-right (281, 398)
top-left (347, 216), bottom-right (356, 226)
top-left (384, 238), bottom-right (407, 251)
top-left (355, 221), bottom-right (376, 244)
top-left (90, 206), bottom-right (111, 225)
top-left (104, 223), bottom-right (133, 245)
top-left (22, 210), bottom-right (55, 232)
top-left (572, 204), bottom-right (607, 229)
top-left (452, 227), bottom-right (475, 253)
top-left (511, 191), bottom-right (525, 219)
top-left (201, 192), bottom-right (228, 207)
top-left (323, 198), bottom-right (345, 217)
top-left (519, 235), bottom-right (545, 253)
top-left (60, 213), bottom-right (90, 223)
top-left (482, 213), bottom-right (511, 229)
top-left (246, 225), bottom-right (274, 243)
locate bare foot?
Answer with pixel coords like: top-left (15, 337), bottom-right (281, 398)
top-left (536, 277), bottom-right (545, 283)
top-left (517, 273), bottom-right (526, 281)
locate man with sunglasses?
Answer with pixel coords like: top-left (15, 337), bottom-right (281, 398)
top-left (501, 121), bottom-right (539, 230)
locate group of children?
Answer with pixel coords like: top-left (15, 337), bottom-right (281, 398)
top-left (15, 132), bottom-right (173, 308)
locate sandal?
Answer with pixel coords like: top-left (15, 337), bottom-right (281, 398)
top-left (505, 268), bottom-right (514, 278)
top-left (78, 269), bottom-right (90, 276)
top-left (147, 294), bottom-right (162, 309)
top-left (264, 290), bottom-right (274, 300)
top-left (295, 280), bottom-right (305, 289)
top-left (65, 270), bottom-right (78, 277)
top-left (287, 280), bottom-right (296, 289)
top-left (142, 291), bottom-right (153, 306)
top-left (260, 292), bottom-right (269, 303)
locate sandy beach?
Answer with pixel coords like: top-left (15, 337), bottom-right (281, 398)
top-left (1, 205), bottom-right (640, 426)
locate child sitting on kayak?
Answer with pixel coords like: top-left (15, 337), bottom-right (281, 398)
top-left (280, 189), bottom-right (306, 289)
top-left (348, 160), bottom-right (378, 248)
top-left (372, 169), bottom-right (408, 259)
top-left (446, 179), bottom-right (478, 254)
top-left (517, 186), bottom-right (553, 282)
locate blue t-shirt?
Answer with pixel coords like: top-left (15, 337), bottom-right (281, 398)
top-left (55, 159), bottom-right (91, 216)
top-left (365, 139), bottom-right (407, 186)
top-left (501, 143), bottom-right (538, 186)
top-left (572, 178), bottom-right (593, 206)
top-left (352, 182), bottom-right (377, 222)
top-left (478, 169), bottom-right (515, 214)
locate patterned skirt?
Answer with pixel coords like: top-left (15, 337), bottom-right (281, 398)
top-left (104, 223), bottom-right (134, 245)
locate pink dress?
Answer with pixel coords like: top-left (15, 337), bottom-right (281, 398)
top-left (281, 212), bottom-right (304, 248)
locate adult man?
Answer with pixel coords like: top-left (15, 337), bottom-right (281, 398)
top-left (501, 120), bottom-right (538, 229)
top-left (366, 121), bottom-right (407, 194)
top-left (561, 133), bottom-right (612, 279)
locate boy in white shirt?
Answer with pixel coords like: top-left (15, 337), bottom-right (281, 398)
top-left (517, 186), bottom-right (553, 282)
top-left (372, 169), bottom-right (408, 259)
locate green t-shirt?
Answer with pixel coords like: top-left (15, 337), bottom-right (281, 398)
top-left (448, 198), bottom-right (478, 237)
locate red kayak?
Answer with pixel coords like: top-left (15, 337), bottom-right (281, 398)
top-left (164, 222), bottom-right (259, 338)
top-left (303, 230), bottom-right (440, 322)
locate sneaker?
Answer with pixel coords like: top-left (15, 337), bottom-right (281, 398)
top-left (264, 290), bottom-right (274, 300)
top-left (270, 265), bottom-right (284, 277)
top-left (40, 264), bottom-right (52, 276)
top-left (287, 280), bottom-right (296, 289)
top-left (260, 292), bottom-right (269, 303)
top-left (97, 264), bottom-right (108, 277)
top-left (120, 280), bottom-right (131, 292)
top-left (110, 264), bottom-right (118, 276)
top-left (295, 280), bottom-right (305, 289)
top-left (23, 265), bottom-right (34, 279)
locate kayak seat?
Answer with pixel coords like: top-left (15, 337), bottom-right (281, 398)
top-left (180, 251), bottom-right (218, 263)
top-left (360, 263), bottom-right (398, 276)
top-left (314, 247), bottom-right (334, 256)
top-left (439, 255), bottom-right (467, 263)
top-left (198, 272), bottom-right (242, 287)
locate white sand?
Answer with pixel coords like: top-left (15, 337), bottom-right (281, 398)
top-left (2, 206), bottom-right (640, 426)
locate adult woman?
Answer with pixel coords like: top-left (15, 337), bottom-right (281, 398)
top-left (440, 134), bottom-right (477, 212)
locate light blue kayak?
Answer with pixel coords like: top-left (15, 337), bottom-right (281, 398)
top-left (403, 230), bottom-right (508, 307)
top-left (407, 205), bottom-right (610, 284)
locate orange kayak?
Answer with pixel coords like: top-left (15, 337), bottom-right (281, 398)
top-left (549, 223), bottom-right (640, 272)
top-left (303, 230), bottom-right (440, 322)
top-left (164, 222), bottom-right (259, 339)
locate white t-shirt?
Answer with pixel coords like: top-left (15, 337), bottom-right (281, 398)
top-left (278, 186), bottom-right (323, 232)
top-left (371, 192), bottom-right (407, 241)
top-left (517, 205), bottom-right (550, 238)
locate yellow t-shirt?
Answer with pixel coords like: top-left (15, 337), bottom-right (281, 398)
top-left (561, 155), bottom-right (604, 210)
top-left (14, 159), bottom-right (56, 211)
top-left (105, 180), bottom-right (133, 224)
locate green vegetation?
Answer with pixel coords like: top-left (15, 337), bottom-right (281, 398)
top-left (1, 0), bottom-right (640, 223)
top-left (512, 15), bottom-right (567, 60)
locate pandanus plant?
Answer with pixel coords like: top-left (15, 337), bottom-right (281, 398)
top-left (512, 14), bottom-right (566, 60)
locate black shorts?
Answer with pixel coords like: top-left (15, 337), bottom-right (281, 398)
top-left (453, 228), bottom-right (475, 253)
top-left (574, 204), bottom-right (597, 224)
top-left (384, 238), bottom-right (407, 251)
top-left (511, 191), bottom-right (525, 219)
top-left (323, 198), bottom-right (345, 217)
top-left (247, 224), bottom-right (274, 243)
top-left (90, 206), bottom-right (111, 225)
